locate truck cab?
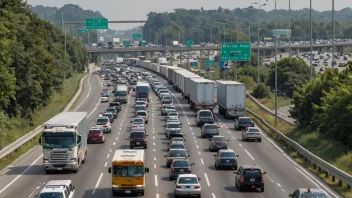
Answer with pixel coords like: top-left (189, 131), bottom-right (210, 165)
top-left (37, 180), bottom-right (75, 198)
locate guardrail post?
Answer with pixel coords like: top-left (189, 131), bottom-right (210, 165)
top-left (332, 175), bottom-right (335, 182)
top-left (313, 163), bottom-right (316, 169)
top-left (318, 167), bottom-right (321, 172)
top-left (325, 171), bottom-right (328, 178)
top-left (338, 180), bottom-right (342, 187)
top-left (348, 185), bottom-right (351, 190)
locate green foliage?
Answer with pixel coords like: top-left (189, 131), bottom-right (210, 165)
top-left (0, 1), bottom-right (87, 139)
top-left (290, 62), bottom-right (352, 149)
top-left (267, 57), bottom-right (313, 97)
top-left (252, 83), bottom-right (272, 99)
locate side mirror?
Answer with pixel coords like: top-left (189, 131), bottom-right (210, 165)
top-left (234, 171), bottom-right (238, 174)
top-left (208, 138), bottom-right (211, 141)
top-left (73, 186), bottom-right (76, 190)
top-left (197, 178), bottom-right (201, 181)
top-left (194, 115), bottom-right (197, 117)
top-left (39, 137), bottom-right (42, 145)
top-left (164, 155), bottom-right (167, 157)
top-left (262, 171), bottom-right (267, 174)
top-left (289, 194), bottom-right (293, 197)
top-left (146, 135), bottom-right (149, 136)
top-left (236, 155), bottom-right (239, 157)
top-left (145, 167), bottom-right (150, 173)
top-left (188, 155), bottom-right (191, 157)
top-left (77, 135), bottom-right (82, 144)
top-left (213, 155), bottom-right (216, 157)
top-left (191, 163), bottom-right (195, 166)
top-left (108, 167), bottom-right (111, 173)
top-left (174, 180), bottom-right (176, 183)
top-left (130, 121), bottom-right (133, 123)
top-left (227, 139), bottom-right (230, 141)
top-left (34, 195), bottom-right (39, 198)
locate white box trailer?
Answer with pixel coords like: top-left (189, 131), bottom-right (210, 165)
top-left (175, 70), bottom-right (198, 93)
top-left (167, 66), bottom-right (183, 84)
top-left (216, 81), bottom-right (246, 119)
top-left (188, 78), bottom-right (216, 111)
top-left (160, 65), bottom-right (167, 77)
top-left (184, 77), bottom-right (203, 99)
top-left (172, 69), bottom-right (187, 88)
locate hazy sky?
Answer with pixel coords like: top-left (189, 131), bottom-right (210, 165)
top-left (27, 0), bottom-right (351, 30)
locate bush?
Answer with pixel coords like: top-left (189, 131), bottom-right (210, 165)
top-left (252, 83), bottom-right (272, 99)
top-left (239, 75), bottom-right (257, 91)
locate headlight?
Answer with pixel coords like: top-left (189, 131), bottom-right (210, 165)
top-left (112, 185), bottom-right (119, 188)
top-left (43, 159), bottom-right (49, 163)
top-left (71, 158), bottom-right (77, 162)
top-left (136, 185), bottom-right (143, 188)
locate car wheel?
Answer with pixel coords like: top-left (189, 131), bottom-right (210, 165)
top-left (169, 176), bottom-right (173, 181)
top-left (167, 164), bottom-right (170, 168)
top-left (259, 139), bottom-right (262, 143)
top-left (198, 195), bottom-right (201, 198)
top-left (145, 145), bottom-right (147, 149)
top-left (215, 163), bottom-right (219, 170)
top-left (261, 186), bottom-right (264, 192)
top-left (209, 148), bottom-right (212, 152)
top-left (239, 185), bottom-right (244, 192)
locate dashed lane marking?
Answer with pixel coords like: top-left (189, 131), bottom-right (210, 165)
top-left (277, 183), bottom-right (281, 188)
top-left (154, 175), bottom-right (158, 187)
top-left (196, 145), bottom-right (199, 149)
top-left (204, 173), bottom-right (211, 186)
top-left (212, 193), bottom-right (216, 198)
top-left (104, 162), bottom-right (107, 167)
top-left (245, 149), bottom-right (255, 160)
top-left (113, 142), bottom-right (116, 146)
top-left (107, 154), bottom-right (110, 159)
top-left (200, 159), bottom-right (204, 165)
top-left (92, 173), bottom-right (103, 194)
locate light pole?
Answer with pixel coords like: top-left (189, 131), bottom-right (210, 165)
top-left (64, 27), bottom-right (67, 72)
top-left (288, 0), bottom-right (291, 57)
top-left (245, 7), bottom-right (252, 67)
top-left (149, 28), bottom-right (152, 44)
top-left (215, 22), bottom-right (226, 43)
top-left (332, 0), bottom-right (335, 68)
top-left (252, 2), bottom-right (266, 83)
top-left (310, 0), bottom-right (313, 79)
top-left (235, 17), bottom-right (239, 81)
top-left (274, 0), bottom-right (279, 126)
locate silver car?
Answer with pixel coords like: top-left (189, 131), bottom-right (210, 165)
top-left (130, 118), bottom-right (145, 128)
top-left (162, 105), bottom-right (176, 115)
top-left (165, 122), bottom-right (181, 137)
top-left (242, 127), bottom-right (262, 142)
top-left (208, 136), bottom-right (229, 152)
top-left (174, 174), bottom-right (201, 197)
top-left (135, 110), bottom-right (149, 124)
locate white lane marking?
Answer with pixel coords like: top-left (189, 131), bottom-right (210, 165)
top-left (87, 106), bottom-right (97, 118)
top-left (153, 149), bottom-right (156, 152)
top-left (266, 174), bottom-right (274, 182)
top-left (194, 140), bottom-right (197, 143)
top-left (239, 144), bottom-right (243, 147)
top-left (104, 162), bottom-right (107, 167)
top-left (28, 190), bottom-right (35, 197)
top-left (113, 142), bottom-right (116, 146)
top-left (119, 128), bottom-right (121, 131)
top-left (116, 137), bottom-right (118, 140)
top-left (36, 186), bottom-right (40, 190)
top-left (201, 158), bottom-right (204, 165)
top-left (196, 145), bottom-right (199, 149)
top-left (154, 175), bottom-right (158, 187)
top-left (154, 164), bottom-right (156, 169)
top-left (212, 193), bottom-right (216, 198)
top-left (156, 193), bottom-right (160, 198)
top-left (282, 189), bottom-right (285, 192)
top-left (0, 154), bottom-right (42, 194)
top-left (118, 132), bottom-right (120, 135)
top-left (231, 136), bottom-right (235, 140)
top-left (190, 128), bottom-right (193, 130)
top-left (153, 136), bottom-right (155, 140)
top-left (277, 183), bottom-right (281, 188)
top-left (245, 149), bottom-right (255, 160)
top-left (154, 157), bottom-right (156, 160)
top-left (109, 149), bottom-right (112, 153)
top-left (228, 131), bottom-right (231, 134)
top-left (204, 173), bottom-right (211, 186)
top-left (153, 131), bottom-right (155, 133)
top-left (192, 133), bottom-right (194, 136)
top-left (198, 152), bottom-right (201, 155)
top-left (92, 173), bottom-right (103, 194)
top-left (74, 76), bottom-right (91, 111)
top-left (107, 154), bottom-right (110, 159)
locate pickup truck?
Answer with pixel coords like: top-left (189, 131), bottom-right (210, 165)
top-left (234, 117), bottom-right (255, 130)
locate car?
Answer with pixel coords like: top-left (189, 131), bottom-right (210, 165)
top-left (135, 101), bottom-right (147, 107)
top-left (161, 105), bottom-right (176, 115)
top-left (131, 126), bottom-right (147, 135)
top-left (158, 90), bottom-right (169, 98)
top-left (162, 99), bottom-right (173, 105)
top-left (195, 110), bottom-right (214, 127)
top-left (174, 174), bottom-right (201, 198)
top-left (214, 149), bottom-right (239, 170)
top-left (136, 98), bottom-right (149, 106)
top-left (235, 165), bottom-right (266, 192)
top-left (169, 159), bottom-right (194, 180)
top-left (168, 141), bottom-right (186, 151)
top-left (96, 116), bottom-right (112, 133)
top-left (164, 149), bottom-right (190, 168)
top-left (165, 122), bottom-right (182, 137)
top-left (109, 102), bottom-right (121, 112)
top-left (201, 124), bottom-right (220, 138)
top-left (130, 118), bottom-right (145, 128)
top-left (168, 137), bottom-right (186, 146)
top-left (159, 92), bottom-right (171, 99)
top-left (129, 131), bottom-right (148, 149)
top-left (102, 112), bottom-right (114, 123)
top-left (234, 117), bottom-right (255, 130)
top-left (100, 97), bottom-right (109, 103)
top-left (102, 90), bottom-right (110, 97)
top-left (135, 105), bottom-right (147, 112)
top-left (166, 111), bottom-right (179, 121)
top-left (166, 118), bottom-right (182, 126)
top-left (169, 130), bottom-right (184, 140)
top-left (242, 127), bottom-right (262, 142)
top-left (289, 187), bottom-right (328, 198)
top-left (38, 180), bottom-right (76, 198)
top-left (105, 107), bottom-right (118, 119)
top-left (135, 110), bottom-right (149, 124)
top-left (87, 127), bottom-right (105, 143)
top-left (208, 136), bottom-right (229, 152)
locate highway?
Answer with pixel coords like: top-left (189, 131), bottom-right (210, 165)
top-left (0, 67), bottom-right (342, 198)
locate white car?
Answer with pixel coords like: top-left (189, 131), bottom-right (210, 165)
top-left (242, 127), bottom-right (262, 142)
top-left (100, 97), bottom-right (108, 103)
top-left (131, 118), bottom-right (145, 128)
top-left (96, 116), bottom-right (112, 133)
top-left (174, 174), bottom-right (201, 197)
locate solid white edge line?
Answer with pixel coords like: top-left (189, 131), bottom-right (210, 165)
top-left (74, 76), bottom-right (91, 111)
top-left (156, 193), bottom-right (159, 198)
top-left (204, 173), bottom-right (211, 187)
top-left (92, 173), bottom-right (103, 194)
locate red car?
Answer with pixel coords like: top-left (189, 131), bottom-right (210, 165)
top-left (87, 127), bottom-right (105, 143)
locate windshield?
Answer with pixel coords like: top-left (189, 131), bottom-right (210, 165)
top-left (244, 169), bottom-right (262, 177)
top-left (167, 124), bottom-right (180, 128)
top-left (300, 192), bottom-right (327, 198)
top-left (166, 106), bottom-right (175, 110)
top-left (199, 111), bottom-right (213, 117)
top-left (163, 100), bottom-right (172, 104)
top-left (240, 118), bottom-right (252, 123)
top-left (169, 150), bottom-right (186, 157)
top-left (130, 132), bottom-right (145, 138)
top-left (170, 144), bottom-right (185, 149)
top-left (39, 192), bottom-right (64, 198)
top-left (178, 177), bottom-right (198, 184)
top-left (133, 119), bottom-right (144, 123)
top-left (43, 132), bottom-right (76, 149)
top-left (173, 160), bottom-right (189, 167)
top-left (137, 112), bottom-right (147, 116)
top-left (135, 106), bottom-right (146, 111)
top-left (103, 114), bottom-right (112, 118)
top-left (96, 118), bottom-right (108, 124)
top-left (213, 137), bottom-right (226, 142)
top-left (106, 108), bottom-right (115, 112)
top-left (248, 128), bottom-right (260, 133)
top-left (113, 166), bottom-right (144, 177)
top-left (136, 101), bottom-right (145, 105)
top-left (168, 112), bottom-right (178, 116)
top-left (220, 152), bottom-right (235, 157)
top-left (204, 125), bottom-right (217, 129)
top-left (115, 91), bottom-right (126, 96)
top-left (136, 86), bottom-right (149, 93)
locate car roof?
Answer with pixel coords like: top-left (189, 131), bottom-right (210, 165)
top-left (167, 122), bottom-right (180, 125)
top-left (135, 105), bottom-right (146, 107)
top-left (46, 180), bottom-right (72, 186)
top-left (297, 188), bottom-right (326, 193)
top-left (136, 110), bottom-right (147, 112)
top-left (204, 123), bottom-right (217, 126)
top-left (218, 149), bottom-right (235, 153)
top-left (169, 149), bottom-right (187, 152)
top-left (170, 141), bottom-right (185, 145)
top-left (247, 127), bottom-right (259, 129)
top-left (212, 135), bottom-right (225, 138)
top-left (97, 116), bottom-right (109, 119)
top-left (242, 164), bottom-right (262, 170)
top-left (133, 118), bottom-right (144, 121)
top-left (103, 112), bottom-right (113, 115)
top-left (172, 159), bottom-right (189, 162)
top-left (40, 186), bottom-right (66, 193)
top-left (89, 127), bottom-right (100, 130)
top-left (177, 174), bottom-right (197, 178)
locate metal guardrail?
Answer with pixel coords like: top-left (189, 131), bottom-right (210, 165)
top-left (246, 92), bottom-right (295, 125)
top-left (0, 71), bottom-right (89, 160)
top-left (246, 108), bottom-right (352, 187)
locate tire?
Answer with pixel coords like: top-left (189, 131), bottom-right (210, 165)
top-left (198, 195), bottom-right (201, 198)
top-left (146, 121), bottom-right (148, 124)
top-left (73, 166), bottom-right (79, 173)
top-left (167, 164), bottom-right (170, 168)
top-left (141, 192), bottom-right (144, 196)
top-left (169, 176), bottom-right (173, 181)
top-left (215, 163), bottom-right (219, 170)
top-left (261, 187), bottom-right (265, 192)
top-left (209, 148), bottom-right (212, 152)
top-left (239, 185), bottom-right (244, 192)
top-left (130, 146), bottom-right (133, 149)
top-left (145, 145), bottom-right (147, 149)
top-left (45, 170), bottom-right (51, 174)
top-left (259, 139), bottom-right (262, 143)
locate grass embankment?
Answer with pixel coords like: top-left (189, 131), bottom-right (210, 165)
top-left (246, 98), bottom-right (352, 197)
top-left (0, 73), bottom-right (86, 171)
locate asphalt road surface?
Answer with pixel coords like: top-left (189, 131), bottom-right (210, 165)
top-left (0, 68), bottom-right (342, 198)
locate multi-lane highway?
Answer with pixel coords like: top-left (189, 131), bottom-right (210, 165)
top-left (0, 66), bottom-right (342, 198)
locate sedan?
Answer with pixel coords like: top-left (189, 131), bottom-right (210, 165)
top-left (165, 122), bottom-right (181, 137)
top-left (169, 159), bottom-right (194, 180)
top-left (100, 97), bottom-right (108, 103)
top-left (174, 174), bottom-right (201, 198)
top-left (130, 118), bottom-right (145, 128)
top-left (208, 136), bottom-right (229, 152)
top-left (87, 127), bottom-right (105, 143)
top-left (135, 110), bottom-right (149, 124)
top-left (166, 111), bottom-right (179, 121)
top-left (242, 127), bottom-right (262, 142)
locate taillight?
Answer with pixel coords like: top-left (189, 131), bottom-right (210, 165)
top-left (217, 158), bottom-right (221, 162)
top-left (224, 142), bottom-right (227, 144)
top-left (261, 177), bottom-right (264, 183)
top-left (212, 142), bottom-right (216, 145)
top-left (170, 167), bottom-right (174, 172)
top-left (176, 185), bottom-right (181, 189)
top-left (194, 185), bottom-right (200, 189)
top-left (199, 117), bottom-right (202, 120)
top-left (144, 139), bottom-right (147, 143)
top-left (103, 125), bottom-right (107, 128)
top-left (234, 158), bottom-right (238, 162)
top-left (240, 177), bottom-right (244, 182)
top-left (136, 92), bottom-right (139, 95)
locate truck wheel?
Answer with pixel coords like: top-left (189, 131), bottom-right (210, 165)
top-left (73, 166), bottom-right (79, 173)
top-left (45, 170), bottom-right (51, 174)
top-left (141, 192), bottom-right (144, 196)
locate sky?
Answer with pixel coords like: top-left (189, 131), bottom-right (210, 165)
top-left (27, 0), bottom-right (351, 30)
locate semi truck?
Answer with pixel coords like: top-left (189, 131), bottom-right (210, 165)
top-left (216, 80), bottom-right (246, 119)
top-left (188, 78), bottom-right (216, 111)
top-left (108, 42), bottom-right (114, 49)
top-left (39, 112), bottom-right (88, 174)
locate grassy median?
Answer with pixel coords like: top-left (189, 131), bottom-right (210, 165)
top-left (245, 98), bottom-right (352, 197)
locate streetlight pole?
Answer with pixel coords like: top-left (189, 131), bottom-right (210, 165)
top-left (210, 26), bottom-right (213, 43)
top-left (310, 0), bottom-right (313, 79)
top-left (64, 27), bottom-right (67, 73)
top-left (288, 0), bottom-right (291, 57)
top-left (218, 26), bottom-right (221, 43)
top-left (274, 0), bottom-right (278, 126)
top-left (197, 27), bottom-right (200, 44)
top-left (252, 2), bottom-right (266, 83)
top-left (332, 0), bottom-right (335, 68)
top-left (247, 7), bottom-right (251, 67)
top-left (235, 17), bottom-right (239, 81)
top-left (149, 28), bottom-right (152, 44)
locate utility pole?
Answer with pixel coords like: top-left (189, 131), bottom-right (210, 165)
top-left (248, 7), bottom-right (251, 67)
top-left (210, 26), bottom-right (213, 43)
top-left (274, 0), bottom-right (278, 126)
top-left (235, 17), bottom-right (239, 81)
top-left (332, 0), bottom-right (335, 68)
top-left (310, 0), bottom-right (313, 79)
top-left (252, 2), bottom-right (266, 83)
top-left (149, 28), bottom-right (152, 44)
top-left (288, 0), bottom-right (291, 57)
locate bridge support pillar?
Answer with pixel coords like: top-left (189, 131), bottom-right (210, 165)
top-left (295, 48), bottom-right (300, 56)
top-left (170, 51), bottom-right (174, 66)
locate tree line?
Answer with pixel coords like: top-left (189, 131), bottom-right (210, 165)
top-left (0, 0), bottom-right (87, 141)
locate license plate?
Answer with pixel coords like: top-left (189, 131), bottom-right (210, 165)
top-left (226, 160), bottom-right (229, 163)
top-left (250, 179), bottom-right (255, 182)
top-left (92, 138), bottom-right (97, 140)
top-left (125, 190), bottom-right (131, 193)
top-left (252, 185), bottom-right (255, 188)
top-left (136, 142), bottom-right (140, 145)
top-left (57, 168), bottom-right (62, 170)
top-left (179, 169), bottom-right (184, 172)
top-left (186, 186), bottom-right (190, 188)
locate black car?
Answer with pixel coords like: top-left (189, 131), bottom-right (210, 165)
top-left (168, 131), bottom-right (184, 140)
top-left (214, 149), bottom-right (239, 170)
top-left (234, 117), bottom-right (255, 130)
top-left (105, 107), bottom-right (118, 119)
top-left (235, 165), bottom-right (266, 192)
top-left (109, 102), bottom-right (121, 112)
top-left (169, 159), bottom-right (194, 180)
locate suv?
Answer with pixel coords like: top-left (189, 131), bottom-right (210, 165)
top-left (96, 116), bottom-right (112, 133)
top-left (129, 131), bottom-right (148, 149)
top-left (242, 127), bottom-right (262, 142)
top-left (214, 149), bottom-right (239, 170)
top-left (195, 110), bottom-right (214, 127)
top-left (38, 180), bottom-right (75, 198)
top-left (106, 107), bottom-right (118, 119)
top-left (201, 124), bottom-right (219, 138)
top-left (234, 117), bottom-right (254, 130)
top-left (235, 165), bottom-right (266, 192)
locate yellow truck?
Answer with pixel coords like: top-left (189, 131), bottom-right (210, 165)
top-left (108, 150), bottom-right (149, 196)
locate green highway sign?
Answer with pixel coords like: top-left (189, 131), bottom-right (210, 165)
top-left (189, 62), bottom-right (198, 67)
top-left (204, 60), bottom-right (215, 67)
top-left (132, 34), bottom-right (142, 39)
top-left (79, 29), bottom-right (90, 33)
top-left (186, 40), bottom-right (194, 47)
top-left (221, 42), bottom-right (251, 61)
top-left (85, 18), bottom-right (108, 30)
top-left (123, 40), bottom-right (131, 47)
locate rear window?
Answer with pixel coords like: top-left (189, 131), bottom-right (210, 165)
top-left (167, 123), bottom-right (180, 128)
top-left (300, 192), bottom-right (327, 198)
top-left (166, 106), bottom-right (175, 110)
top-left (168, 112), bottom-right (178, 116)
top-left (239, 118), bottom-right (252, 122)
top-left (130, 132), bottom-right (145, 138)
top-left (106, 108), bottom-right (115, 112)
top-left (136, 101), bottom-right (145, 105)
top-left (96, 118), bottom-right (108, 123)
top-left (89, 130), bottom-right (101, 134)
top-left (169, 150), bottom-right (186, 157)
top-left (137, 111), bottom-right (147, 116)
top-left (178, 177), bottom-right (198, 184)
top-left (170, 144), bottom-right (185, 149)
top-left (220, 152), bottom-right (235, 157)
top-left (248, 128), bottom-right (260, 133)
top-left (243, 169), bottom-right (262, 177)
top-left (213, 137), bottom-right (226, 142)
top-left (103, 114), bottom-right (112, 118)
top-left (133, 118), bottom-right (144, 123)
top-left (204, 125), bottom-right (217, 129)
top-left (173, 160), bottom-right (189, 167)
top-left (199, 111), bottom-right (213, 117)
